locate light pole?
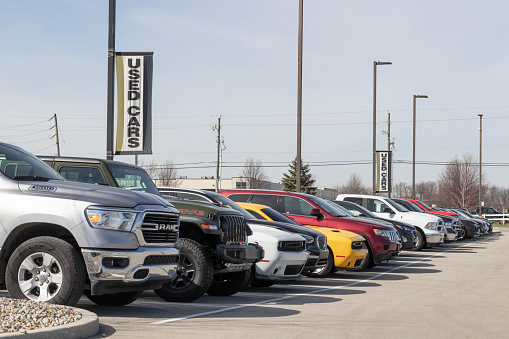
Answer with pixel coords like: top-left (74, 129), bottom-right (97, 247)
top-left (373, 61), bottom-right (392, 194)
top-left (479, 114), bottom-right (483, 215)
top-left (412, 94), bottom-right (428, 199)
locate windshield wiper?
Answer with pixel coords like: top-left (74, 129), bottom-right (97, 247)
top-left (13, 176), bottom-right (52, 181)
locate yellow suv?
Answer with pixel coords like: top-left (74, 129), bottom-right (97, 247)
top-left (238, 202), bottom-right (369, 277)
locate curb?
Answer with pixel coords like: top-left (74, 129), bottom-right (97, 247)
top-left (0, 307), bottom-right (99, 339)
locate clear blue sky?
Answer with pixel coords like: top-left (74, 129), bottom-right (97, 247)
top-left (1, 1), bottom-right (508, 189)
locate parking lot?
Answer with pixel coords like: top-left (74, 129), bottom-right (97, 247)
top-left (2, 228), bottom-right (503, 339)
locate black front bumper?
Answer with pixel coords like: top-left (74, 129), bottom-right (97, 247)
top-left (302, 249), bottom-right (328, 273)
top-left (216, 242), bottom-right (265, 264)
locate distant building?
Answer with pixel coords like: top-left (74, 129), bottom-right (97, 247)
top-left (154, 176), bottom-right (282, 191)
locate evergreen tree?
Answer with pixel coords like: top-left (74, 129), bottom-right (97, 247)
top-left (281, 158), bottom-right (316, 194)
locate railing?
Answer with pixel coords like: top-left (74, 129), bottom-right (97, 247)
top-left (480, 213), bottom-right (509, 224)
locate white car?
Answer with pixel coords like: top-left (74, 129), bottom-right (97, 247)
top-left (336, 194), bottom-right (444, 250)
top-left (247, 224), bottom-right (309, 287)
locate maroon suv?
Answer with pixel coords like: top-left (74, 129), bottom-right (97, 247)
top-left (219, 189), bottom-right (400, 268)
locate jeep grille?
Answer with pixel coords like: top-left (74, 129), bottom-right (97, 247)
top-left (141, 212), bottom-right (179, 244)
top-left (388, 230), bottom-right (400, 243)
top-left (220, 215), bottom-right (247, 244)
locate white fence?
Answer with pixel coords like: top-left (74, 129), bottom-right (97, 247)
top-left (481, 213), bottom-right (509, 224)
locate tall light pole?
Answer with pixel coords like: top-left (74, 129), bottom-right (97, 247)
top-left (372, 61), bottom-right (392, 194)
top-left (478, 114), bottom-right (483, 215)
top-left (296, 0), bottom-right (304, 192)
top-left (412, 94), bottom-right (428, 199)
top-left (106, 0), bottom-right (116, 160)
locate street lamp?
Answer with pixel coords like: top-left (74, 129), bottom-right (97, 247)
top-left (373, 61), bottom-right (392, 194)
top-left (412, 94), bottom-right (428, 199)
top-left (296, 0), bottom-right (304, 192)
top-left (479, 114), bottom-right (483, 215)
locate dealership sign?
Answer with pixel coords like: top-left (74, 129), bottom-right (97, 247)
top-left (376, 151), bottom-right (392, 193)
top-left (115, 52), bottom-right (153, 155)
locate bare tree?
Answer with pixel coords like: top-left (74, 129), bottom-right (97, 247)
top-left (392, 182), bottom-right (412, 198)
top-left (335, 173), bottom-right (370, 194)
top-left (436, 153), bottom-right (480, 208)
top-left (415, 181), bottom-right (437, 205)
top-left (157, 160), bottom-right (182, 187)
top-left (139, 159), bottom-right (158, 179)
top-left (242, 157), bottom-right (269, 189)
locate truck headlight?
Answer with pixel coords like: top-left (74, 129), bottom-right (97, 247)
top-left (425, 222), bottom-right (437, 230)
top-left (86, 208), bottom-right (137, 231)
top-left (373, 229), bottom-right (390, 237)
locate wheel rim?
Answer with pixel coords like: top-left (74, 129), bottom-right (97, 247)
top-left (17, 252), bottom-right (63, 302)
top-left (169, 253), bottom-right (195, 289)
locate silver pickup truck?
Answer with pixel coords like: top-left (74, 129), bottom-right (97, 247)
top-left (0, 142), bottom-right (180, 306)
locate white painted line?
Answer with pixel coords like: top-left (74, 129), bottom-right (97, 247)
top-left (151, 234), bottom-right (499, 325)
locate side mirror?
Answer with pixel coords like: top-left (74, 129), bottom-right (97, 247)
top-left (310, 208), bottom-right (324, 220)
top-left (383, 207), bottom-right (395, 214)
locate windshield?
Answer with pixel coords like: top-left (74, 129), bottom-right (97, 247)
top-left (386, 199), bottom-right (409, 212)
top-left (0, 144), bottom-right (62, 181)
top-left (107, 163), bottom-right (160, 195)
top-left (460, 209), bottom-right (475, 218)
top-left (405, 200), bottom-right (425, 213)
top-left (417, 200), bottom-right (433, 211)
top-left (336, 201), bottom-right (378, 218)
top-left (307, 195), bottom-right (350, 217)
top-left (261, 207), bottom-right (301, 225)
top-left (209, 193), bottom-right (257, 220)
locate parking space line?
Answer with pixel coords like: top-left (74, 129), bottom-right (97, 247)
top-left (151, 234), bottom-right (499, 325)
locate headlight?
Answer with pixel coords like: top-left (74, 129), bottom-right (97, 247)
top-left (317, 235), bottom-right (327, 250)
top-left (86, 208), bottom-right (137, 231)
top-left (373, 229), bottom-right (389, 237)
top-left (301, 234), bottom-right (314, 244)
top-left (425, 222), bottom-right (437, 230)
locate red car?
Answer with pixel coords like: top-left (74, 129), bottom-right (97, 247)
top-left (219, 189), bottom-right (400, 269)
top-left (399, 199), bottom-right (458, 217)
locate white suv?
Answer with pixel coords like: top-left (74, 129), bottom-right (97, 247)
top-left (336, 194), bottom-right (444, 250)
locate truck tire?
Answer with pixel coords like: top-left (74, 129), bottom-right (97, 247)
top-left (206, 269), bottom-right (252, 296)
top-left (5, 237), bottom-right (86, 306)
top-left (154, 238), bottom-right (213, 302)
top-left (306, 249), bottom-right (333, 278)
top-left (84, 290), bottom-right (141, 306)
top-left (410, 230), bottom-right (426, 251)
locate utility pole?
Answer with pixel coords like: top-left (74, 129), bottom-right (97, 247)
top-left (479, 114), bottom-right (483, 216)
top-left (52, 114), bottom-right (60, 156)
top-left (106, 0), bottom-right (116, 160)
top-left (213, 117), bottom-right (221, 192)
top-left (296, 0), bottom-right (304, 192)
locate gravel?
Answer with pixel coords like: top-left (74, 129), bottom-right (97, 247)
top-left (0, 297), bottom-right (82, 334)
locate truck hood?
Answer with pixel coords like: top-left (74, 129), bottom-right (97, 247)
top-left (18, 179), bottom-right (172, 209)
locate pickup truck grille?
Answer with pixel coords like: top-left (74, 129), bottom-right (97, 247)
top-left (220, 215), bottom-right (247, 244)
top-left (141, 212), bottom-right (179, 244)
top-left (278, 240), bottom-right (305, 251)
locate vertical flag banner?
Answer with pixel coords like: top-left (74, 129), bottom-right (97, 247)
top-left (115, 52), bottom-right (153, 155)
top-left (376, 151), bottom-right (392, 193)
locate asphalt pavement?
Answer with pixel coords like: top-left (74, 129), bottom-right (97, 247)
top-left (1, 227), bottom-right (508, 339)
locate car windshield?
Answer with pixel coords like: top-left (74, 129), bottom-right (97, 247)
top-left (417, 200), bottom-right (433, 211)
top-left (210, 193), bottom-right (257, 220)
top-left (261, 207), bottom-right (301, 225)
top-left (307, 196), bottom-right (350, 217)
top-left (386, 199), bottom-right (409, 212)
top-left (337, 201), bottom-right (378, 218)
top-left (405, 200), bottom-right (425, 213)
top-left (107, 163), bottom-right (160, 195)
top-left (460, 210), bottom-right (476, 218)
top-left (0, 144), bottom-right (62, 181)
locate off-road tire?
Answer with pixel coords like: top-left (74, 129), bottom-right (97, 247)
top-left (206, 268), bottom-right (252, 296)
top-left (306, 249), bottom-right (334, 278)
top-left (410, 230), bottom-right (426, 251)
top-left (5, 236), bottom-right (86, 306)
top-left (154, 238), bottom-right (213, 302)
top-left (84, 291), bottom-right (142, 306)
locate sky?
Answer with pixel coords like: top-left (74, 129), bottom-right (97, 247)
top-left (1, 1), bottom-right (509, 189)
